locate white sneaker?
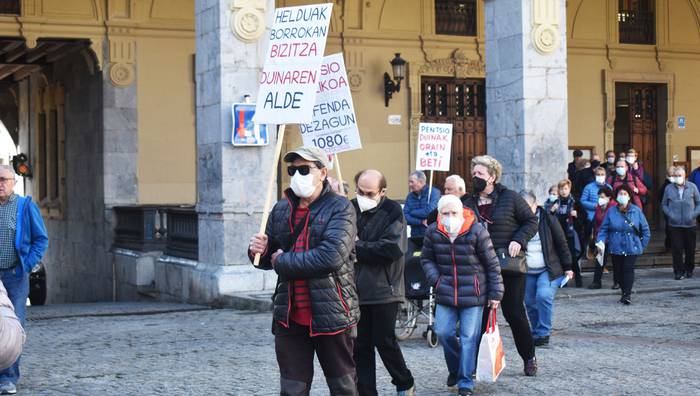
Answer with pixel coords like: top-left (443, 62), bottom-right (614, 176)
top-left (397, 384), bottom-right (415, 396)
top-left (0, 382), bottom-right (16, 395)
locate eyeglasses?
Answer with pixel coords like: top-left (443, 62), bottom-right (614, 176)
top-left (0, 177), bottom-right (15, 183)
top-left (287, 165), bottom-right (318, 176)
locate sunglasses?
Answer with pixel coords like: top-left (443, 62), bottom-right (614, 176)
top-left (287, 165), bottom-right (318, 176)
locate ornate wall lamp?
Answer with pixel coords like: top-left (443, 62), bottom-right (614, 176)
top-left (384, 53), bottom-right (407, 107)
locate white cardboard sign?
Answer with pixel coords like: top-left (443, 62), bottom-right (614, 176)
top-left (253, 3), bottom-right (333, 125)
top-left (416, 123), bottom-right (453, 171)
top-left (299, 53), bottom-right (361, 154)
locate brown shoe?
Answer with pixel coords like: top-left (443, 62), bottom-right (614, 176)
top-left (524, 357), bottom-right (538, 376)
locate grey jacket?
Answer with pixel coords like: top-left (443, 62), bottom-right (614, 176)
top-left (662, 181), bottom-right (700, 228)
top-left (0, 281), bottom-right (24, 370)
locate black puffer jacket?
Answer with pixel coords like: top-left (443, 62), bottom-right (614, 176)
top-left (421, 209), bottom-right (504, 307)
top-left (352, 197), bottom-right (406, 305)
top-left (463, 184), bottom-right (538, 252)
top-left (250, 182), bottom-right (360, 335)
top-left (532, 207), bottom-right (573, 281)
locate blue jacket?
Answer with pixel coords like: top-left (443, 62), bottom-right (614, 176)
top-left (690, 168), bottom-right (700, 190)
top-left (581, 181), bottom-right (611, 221)
top-left (596, 204), bottom-right (650, 256)
top-left (15, 196), bottom-right (49, 274)
top-left (403, 185), bottom-right (440, 238)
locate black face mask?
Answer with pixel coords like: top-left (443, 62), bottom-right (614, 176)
top-left (591, 160), bottom-right (600, 168)
top-left (472, 176), bottom-right (487, 193)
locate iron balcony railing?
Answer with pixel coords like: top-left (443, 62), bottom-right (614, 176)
top-left (435, 0), bottom-right (477, 36)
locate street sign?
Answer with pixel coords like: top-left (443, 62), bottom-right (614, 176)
top-left (231, 103), bottom-right (269, 146)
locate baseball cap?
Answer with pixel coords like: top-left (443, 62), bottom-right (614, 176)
top-left (283, 145), bottom-right (330, 168)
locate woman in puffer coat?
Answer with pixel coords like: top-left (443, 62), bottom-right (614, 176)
top-left (421, 195), bottom-right (504, 396)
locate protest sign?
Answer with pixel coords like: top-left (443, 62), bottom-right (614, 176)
top-left (299, 53), bottom-right (361, 154)
top-left (415, 123), bottom-right (453, 172)
top-left (253, 3), bottom-right (333, 125)
top-left (232, 104), bottom-right (269, 146)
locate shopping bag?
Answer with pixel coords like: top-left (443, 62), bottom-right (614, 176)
top-left (476, 308), bottom-right (506, 382)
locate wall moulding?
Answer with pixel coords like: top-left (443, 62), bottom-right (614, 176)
top-left (531, 0), bottom-right (561, 54)
top-left (229, 0), bottom-right (266, 43)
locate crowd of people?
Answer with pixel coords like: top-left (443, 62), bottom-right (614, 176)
top-left (248, 144), bottom-right (698, 396)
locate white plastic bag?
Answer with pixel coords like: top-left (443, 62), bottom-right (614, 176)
top-left (476, 308), bottom-right (506, 382)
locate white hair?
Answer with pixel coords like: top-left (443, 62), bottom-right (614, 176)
top-left (445, 175), bottom-right (466, 192)
top-left (437, 194), bottom-right (463, 213)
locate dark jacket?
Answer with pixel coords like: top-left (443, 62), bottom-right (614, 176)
top-left (462, 184), bottom-right (538, 252)
top-left (531, 208), bottom-right (572, 281)
top-left (352, 197), bottom-right (406, 305)
top-left (403, 184), bottom-right (440, 238)
top-left (250, 182), bottom-right (360, 335)
top-left (421, 208), bottom-right (504, 307)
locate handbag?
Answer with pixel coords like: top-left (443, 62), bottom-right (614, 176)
top-left (476, 308), bottom-right (506, 382)
top-left (495, 247), bottom-right (526, 275)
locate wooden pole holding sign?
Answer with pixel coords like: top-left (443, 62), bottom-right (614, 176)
top-left (428, 170), bottom-right (434, 201)
top-left (253, 124), bottom-right (287, 267)
top-left (334, 154), bottom-right (345, 197)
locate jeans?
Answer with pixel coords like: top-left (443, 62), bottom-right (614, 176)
top-left (524, 271), bottom-right (563, 339)
top-left (434, 304), bottom-right (483, 391)
top-left (354, 303), bottom-right (414, 395)
top-left (0, 269), bottom-right (28, 385)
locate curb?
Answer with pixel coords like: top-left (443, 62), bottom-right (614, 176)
top-left (218, 294), bottom-right (273, 312)
top-left (555, 285), bottom-right (700, 300)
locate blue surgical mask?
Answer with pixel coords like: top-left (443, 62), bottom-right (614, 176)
top-left (548, 194), bottom-right (558, 203)
top-left (616, 195), bottom-right (630, 206)
top-left (616, 167), bottom-right (626, 176)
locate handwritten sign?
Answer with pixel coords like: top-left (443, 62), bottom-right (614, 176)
top-left (253, 3), bottom-right (333, 125)
top-left (299, 53), bottom-right (361, 154)
top-left (416, 123), bottom-right (453, 171)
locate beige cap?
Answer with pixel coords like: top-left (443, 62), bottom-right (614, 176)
top-left (283, 145), bottom-right (330, 168)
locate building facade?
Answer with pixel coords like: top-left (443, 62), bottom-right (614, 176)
top-left (0, 0), bottom-right (697, 304)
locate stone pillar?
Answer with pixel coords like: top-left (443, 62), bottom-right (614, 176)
top-left (484, 0), bottom-right (568, 201)
top-left (190, 0), bottom-right (277, 302)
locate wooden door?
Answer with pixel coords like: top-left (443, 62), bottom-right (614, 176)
top-left (420, 77), bottom-right (486, 191)
top-left (628, 85), bottom-right (657, 223)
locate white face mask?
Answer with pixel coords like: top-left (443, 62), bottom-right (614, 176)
top-left (356, 195), bottom-right (379, 212)
top-left (626, 157), bottom-right (636, 164)
top-left (290, 172), bottom-right (318, 198)
top-left (668, 176), bottom-right (676, 183)
top-left (595, 175), bottom-right (606, 185)
top-left (548, 194), bottom-right (558, 202)
top-left (616, 167), bottom-right (626, 176)
top-left (598, 197), bottom-right (609, 207)
top-left (441, 216), bottom-right (464, 235)
top-left (607, 157), bottom-right (615, 164)
top-left (675, 177), bottom-right (685, 185)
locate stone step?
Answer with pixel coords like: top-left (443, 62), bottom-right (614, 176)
top-left (580, 252), bottom-right (700, 271)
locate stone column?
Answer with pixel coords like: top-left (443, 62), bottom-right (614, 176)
top-left (484, 0), bottom-right (568, 201)
top-left (190, 0), bottom-right (277, 302)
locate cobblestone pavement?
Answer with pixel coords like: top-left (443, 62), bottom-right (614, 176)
top-left (18, 272), bottom-right (700, 395)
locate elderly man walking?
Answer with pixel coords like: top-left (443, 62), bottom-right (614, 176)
top-left (0, 165), bottom-right (48, 395)
top-left (352, 169), bottom-right (415, 396)
top-left (662, 166), bottom-right (700, 280)
top-left (0, 281), bottom-right (24, 372)
top-left (248, 146), bottom-right (360, 396)
top-left (403, 170), bottom-right (440, 241)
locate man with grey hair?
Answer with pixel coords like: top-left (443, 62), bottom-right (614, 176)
top-left (403, 170), bottom-right (440, 240)
top-left (662, 165), bottom-right (700, 280)
top-left (0, 164), bottom-right (48, 395)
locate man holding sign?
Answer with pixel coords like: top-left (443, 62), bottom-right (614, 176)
top-left (248, 146), bottom-right (359, 396)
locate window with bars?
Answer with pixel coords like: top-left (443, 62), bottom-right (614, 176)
top-left (422, 78), bottom-right (485, 120)
top-left (618, 0), bottom-right (655, 44)
top-left (0, 0), bottom-right (20, 15)
top-left (435, 0), bottom-right (477, 36)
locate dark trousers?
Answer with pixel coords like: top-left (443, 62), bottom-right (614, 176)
top-left (354, 303), bottom-right (414, 395)
top-left (274, 321), bottom-right (357, 396)
top-left (669, 227), bottom-right (696, 275)
top-left (611, 255), bottom-right (637, 296)
top-left (481, 274), bottom-right (535, 361)
top-left (567, 236), bottom-right (582, 283)
top-left (592, 248), bottom-right (616, 285)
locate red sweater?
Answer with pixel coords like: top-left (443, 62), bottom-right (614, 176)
top-left (289, 207), bottom-right (312, 326)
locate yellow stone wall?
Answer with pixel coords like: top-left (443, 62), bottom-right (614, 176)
top-left (0, 0), bottom-right (196, 204)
